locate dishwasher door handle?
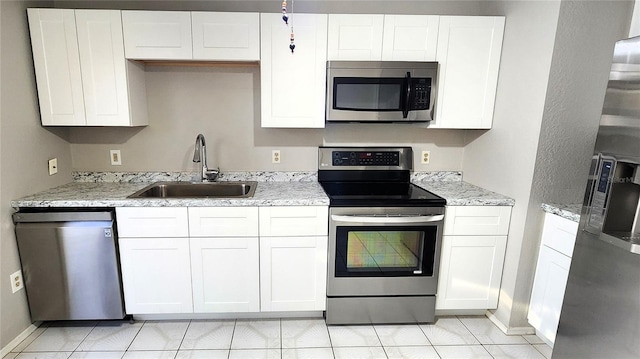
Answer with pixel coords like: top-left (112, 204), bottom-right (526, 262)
top-left (331, 214), bottom-right (444, 224)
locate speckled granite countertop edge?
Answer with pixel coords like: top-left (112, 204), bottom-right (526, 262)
top-left (541, 203), bottom-right (582, 223)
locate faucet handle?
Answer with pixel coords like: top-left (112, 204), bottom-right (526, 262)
top-left (203, 167), bottom-right (220, 182)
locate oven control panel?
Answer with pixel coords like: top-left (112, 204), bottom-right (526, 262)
top-left (332, 151), bottom-right (400, 166)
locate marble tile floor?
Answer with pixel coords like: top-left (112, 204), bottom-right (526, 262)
top-left (3, 316), bottom-right (552, 359)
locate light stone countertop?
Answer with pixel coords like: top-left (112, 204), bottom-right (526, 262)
top-left (11, 172), bottom-right (515, 208)
top-left (541, 203), bottom-right (582, 223)
top-left (11, 181), bottom-right (330, 208)
top-left (413, 181), bottom-right (515, 206)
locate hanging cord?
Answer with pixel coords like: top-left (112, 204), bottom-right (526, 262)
top-left (289, 0), bottom-right (295, 53)
top-left (281, 0), bottom-right (295, 53)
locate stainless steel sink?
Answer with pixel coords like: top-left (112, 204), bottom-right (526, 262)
top-left (128, 181), bottom-right (257, 199)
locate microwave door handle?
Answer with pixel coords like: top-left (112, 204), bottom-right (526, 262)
top-left (331, 214), bottom-right (444, 224)
top-left (403, 72), bottom-right (411, 118)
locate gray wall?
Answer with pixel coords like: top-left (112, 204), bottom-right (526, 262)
top-left (0, 0), bottom-right (73, 349)
top-left (463, 0), bottom-right (633, 331)
top-left (69, 66), bottom-right (467, 172)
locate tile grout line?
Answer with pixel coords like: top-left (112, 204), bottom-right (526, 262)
top-left (174, 319), bottom-right (192, 359)
top-left (226, 319), bottom-right (237, 359)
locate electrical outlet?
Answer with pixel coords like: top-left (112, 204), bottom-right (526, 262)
top-left (110, 150), bottom-right (122, 166)
top-left (10, 270), bottom-right (23, 293)
top-left (48, 158), bottom-right (58, 175)
top-left (272, 150), bottom-right (281, 164)
top-left (421, 151), bottom-right (431, 164)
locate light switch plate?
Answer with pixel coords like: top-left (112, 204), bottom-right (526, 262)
top-left (48, 158), bottom-right (58, 175)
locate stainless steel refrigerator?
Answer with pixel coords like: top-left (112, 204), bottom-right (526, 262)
top-left (552, 36), bottom-right (640, 358)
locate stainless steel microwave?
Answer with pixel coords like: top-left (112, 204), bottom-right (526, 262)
top-left (326, 61), bottom-right (438, 123)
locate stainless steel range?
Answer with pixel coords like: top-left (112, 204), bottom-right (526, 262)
top-left (318, 147), bottom-right (446, 325)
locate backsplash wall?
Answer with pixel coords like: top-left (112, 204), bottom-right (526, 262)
top-left (69, 65), bottom-right (467, 172)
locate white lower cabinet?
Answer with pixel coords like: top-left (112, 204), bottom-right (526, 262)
top-left (117, 207), bottom-right (192, 314)
top-left (119, 237), bottom-right (193, 314)
top-left (117, 205), bottom-right (328, 315)
top-left (189, 207), bottom-right (260, 313)
top-left (260, 236), bottom-right (328, 311)
top-left (528, 212), bottom-right (578, 344)
top-left (259, 206), bottom-right (329, 312)
top-left (436, 206), bottom-right (511, 310)
top-left (190, 236), bottom-right (260, 312)
top-left (437, 235), bottom-right (507, 310)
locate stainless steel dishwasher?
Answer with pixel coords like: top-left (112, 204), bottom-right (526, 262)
top-left (13, 210), bottom-right (125, 321)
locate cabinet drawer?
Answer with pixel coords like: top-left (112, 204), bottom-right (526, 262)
top-left (444, 206), bottom-right (512, 236)
top-left (116, 207), bottom-right (188, 238)
top-left (189, 207), bottom-right (259, 237)
top-left (259, 206), bottom-right (328, 236)
top-left (541, 213), bottom-right (578, 257)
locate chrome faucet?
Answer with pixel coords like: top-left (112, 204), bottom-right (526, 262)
top-left (193, 134), bottom-right (219, 182)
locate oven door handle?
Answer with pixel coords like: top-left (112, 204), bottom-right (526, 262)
top-left (331, 214), bottom-right (444, 224)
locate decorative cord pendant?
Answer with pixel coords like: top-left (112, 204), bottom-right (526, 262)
top-left (281, 1), bottom-right (288, 24)
top-left (280, 0), bottom-right (295, 53)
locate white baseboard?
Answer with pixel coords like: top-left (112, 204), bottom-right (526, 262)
top-left (485, 311), bottom-right (535, 335)
top-left (133, 311), bottom-right (324, 321)
top-left (1, 322), bottom-right (41, 357)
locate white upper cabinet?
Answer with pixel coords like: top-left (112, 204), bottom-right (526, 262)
top-left (75, 10), bottom-right (132, 126)
top-left (122, 11), bottom-right (260, 61)
top-left (431, 16), bottom-right (505, 129)
top-left (381, 15), bottom-right (439, 61)
top-left (260, 13), bottom-right (328, 128)
top-left (328, 14), bottom-right (439, 62)
top-left (328, 15), bottom-right (384, 61)
top-left (28, 9), bottom-right (85, 126)
top-left (28, 8), bottom-right (148, 127)
top-left (122, 11), bottom-right (193, 60)
top-left (192, 12), bottom-right (260, 61)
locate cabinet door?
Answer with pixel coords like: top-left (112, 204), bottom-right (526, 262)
top-left (122, 11), bottom-right (192, 59)
top-left (528, 246), bottom-right (571, 344)
top-left (436, 235), bottom-right (507, 310)
top-left (119, 237), bottom-right (193, 314)
top-left (327, 14), bottom-right (384, 60)
top-left (260, 13), bottom-right (328, 128)
top-left (381, 15), bottom-right (439, 61)
top-left (75, 10), bottom-right (131, 126)
top-left (191, 237), bottom-right (260, 313)
top-left (192, 12), bottom-right (259, 61)
top-left (432, 16), bottom-right (505, 129)
top-left (27, 9), bottom-right (85, 126)
top-left (260, 236), bottom-right (328, 311)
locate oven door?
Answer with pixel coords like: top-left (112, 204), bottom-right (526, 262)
top-left (327, 207), bottom-right (444, 297)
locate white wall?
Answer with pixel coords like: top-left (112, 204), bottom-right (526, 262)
top-left (463, 0), bottom-right (633, 331)
top-left (0, 0), bottom-right (73, 349)
top-left (630, 0), bottom-right (640, 37)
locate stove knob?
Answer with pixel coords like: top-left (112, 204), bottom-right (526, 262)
top-left (350, 158), bottom-right (357, 165)
top-left (333, 159), bottom-right (342, 166)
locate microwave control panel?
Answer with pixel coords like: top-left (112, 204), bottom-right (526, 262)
top-left (410, 78), bottom-right (431, 110)
top-left (332, 151), bottom-right (400, 166)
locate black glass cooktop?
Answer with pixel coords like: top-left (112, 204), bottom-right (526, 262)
top-left (320, 181), bottom-right (446, 207)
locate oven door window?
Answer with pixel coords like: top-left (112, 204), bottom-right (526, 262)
top-left (333, 77), bottom-right (405, 111)
top-left (335, 226), bottom-right (437, 277)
